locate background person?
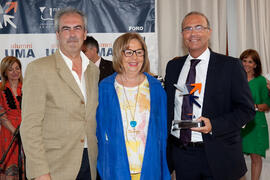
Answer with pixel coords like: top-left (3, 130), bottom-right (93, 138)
top-left (82, 36), bottom-right (114, 180)
top-left (20, 7), bottom-right (99, 180)
top-left (266, 76), bottom-right (270, 96)
top-left (240, 49), bottom-right (270, 180)
top-left (82, 36), bottom-right (114, 82)
top-left (96, 32), bottom-right (170, 180)
top-left (165, 11), bottom-right (255, 180)
top-left (0, 56), bottom-right (23, 180)
top-left (267, 80), bottom-right (270, 91)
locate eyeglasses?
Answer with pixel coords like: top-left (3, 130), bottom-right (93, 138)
top-left (123, 49), bottom-right (145, 57)
top-left (182, 25), bottom-right (209, 33)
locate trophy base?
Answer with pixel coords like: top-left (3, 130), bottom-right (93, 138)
top-left (173, 120), bottom-right (203, 129)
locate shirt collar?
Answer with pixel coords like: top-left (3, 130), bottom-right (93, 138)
top-left (188, 48), bottom-right (210, 62)
top-left (95, 57), bottom-right (101, 67)
top-left (59, 49), bottom-right (89, 73)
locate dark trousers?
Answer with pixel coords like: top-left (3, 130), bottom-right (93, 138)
top-left (76, 148), bottom-right (91, 180)
top-left (96, 171), bottom-right (101, 180)
top-left (167, 138), bottom-right (213, 180)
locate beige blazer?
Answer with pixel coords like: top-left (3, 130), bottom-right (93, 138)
top-left (20, 50), bottom-right (99, 180)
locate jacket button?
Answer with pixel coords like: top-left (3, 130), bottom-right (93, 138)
top-left (80, 139), bottom-right (84, 143)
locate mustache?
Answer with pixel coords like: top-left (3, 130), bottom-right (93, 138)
top-left (67, 37), bottom-right (79, 43)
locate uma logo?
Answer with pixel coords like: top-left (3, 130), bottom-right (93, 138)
top-left (5, 43), bottom-right (35, 58)
top-left (39, 7), bottom-right (60, 21)
top-left (0, 2), bottom-right (17, 29)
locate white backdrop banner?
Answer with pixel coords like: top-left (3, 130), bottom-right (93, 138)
top-left (0, 0), bottom-right (158, 75)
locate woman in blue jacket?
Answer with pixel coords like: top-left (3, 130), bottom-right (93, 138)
top-left (96, 32), bottom-right (170, 180)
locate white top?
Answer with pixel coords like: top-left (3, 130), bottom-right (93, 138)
top-left (171, 48), bottom-right (210, 142)
top-left (59, 49), bottom-right (89, 147)
top-left (115, 78), bottom-right (150, 174)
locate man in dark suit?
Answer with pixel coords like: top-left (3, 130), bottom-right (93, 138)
top-left (165, 11), bottom-right (255, 180)
top-left (82, 36), bottom-right (114, 82)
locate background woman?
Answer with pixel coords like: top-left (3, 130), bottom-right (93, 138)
top-left (240, 49), bottom-right (270, 180)
top-left (0, 56), bottom-right (23, 180)
top-left (267, 78), bottom-right (270, 96)
top-left (96, 33), bottom-right (170, 180)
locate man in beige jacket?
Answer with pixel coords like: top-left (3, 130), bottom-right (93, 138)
top-left (20, 7), bottom-right (99, 180)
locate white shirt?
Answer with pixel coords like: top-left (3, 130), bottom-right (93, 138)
top-left (59, 49), bottom-right (89, 147)
top-left (95, 57), bottom-right (101, 67)
top-left (171, 48), bottom-right (210, 142)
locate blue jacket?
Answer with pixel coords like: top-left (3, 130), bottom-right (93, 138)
top-left (96, 72), bottom-right (170, 180)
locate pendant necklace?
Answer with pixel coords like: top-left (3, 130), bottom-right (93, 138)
top-left (120, 75), bottom-right (140, 131)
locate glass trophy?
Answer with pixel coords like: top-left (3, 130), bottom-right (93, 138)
top-left (173, 82), bottom-right (205, 130)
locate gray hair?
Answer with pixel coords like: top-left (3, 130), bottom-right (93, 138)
top-left (181, 11), bottom-right (210, 30)
top-left (54, 7), bottom-right (87, 32)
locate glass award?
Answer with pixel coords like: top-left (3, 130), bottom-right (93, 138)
top-left (173, 82), bottom-right (204, 130)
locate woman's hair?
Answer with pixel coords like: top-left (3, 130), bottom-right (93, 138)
top-left (112, 32), bottom-right (150, 73)
top-left (0, 56), bottom-right (23, 91)
top-left (239, 49), bottom-right (262, 77)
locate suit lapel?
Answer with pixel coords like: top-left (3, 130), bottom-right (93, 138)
top-left (54, 50), bottom-right (84, 101)
top-left (166, 56), bottom-right (187, 132)
top-left (99, 58), bottom-right (104, 68)
top-left (99, 58), bottom-right (106, 74)
top-left (173, 57), bottom-right (186, 84)
top-left (202, 51), bottom-right (219, 141)
top-left (203, 51), bottom-right (218, 108)
top-left (85, 65), bottom-right (92, 110)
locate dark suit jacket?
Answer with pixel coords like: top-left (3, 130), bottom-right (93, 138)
top-left (99, 58), bottom-right (114, 82)
top-left (165, 50), bottom-right (255, 180)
